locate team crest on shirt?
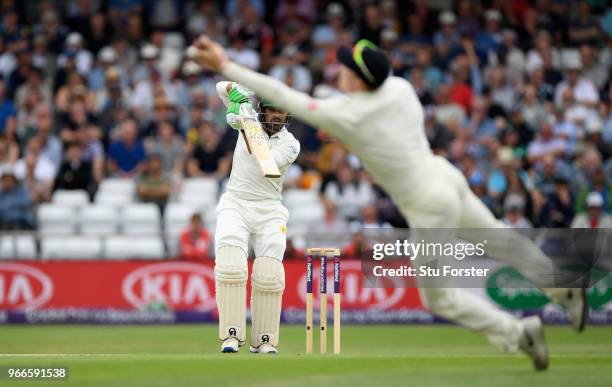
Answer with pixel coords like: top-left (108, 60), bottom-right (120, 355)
top-left (280, 224), bottom-right (287, 234)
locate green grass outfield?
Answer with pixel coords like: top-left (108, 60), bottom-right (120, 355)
top-left (0, 325), bottom-right (611, 387)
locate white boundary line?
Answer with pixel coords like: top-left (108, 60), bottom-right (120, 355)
top-left (1, 353), bottom-right (612, 358)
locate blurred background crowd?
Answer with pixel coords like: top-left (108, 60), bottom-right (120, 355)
top-left (0, 0), bottom-right (612, 260)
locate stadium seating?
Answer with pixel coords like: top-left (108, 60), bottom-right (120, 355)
top-left (41, 236), bottom-right (102, 259)
top-left (202, 206), bottom-right (217, 233)
top-left (24, 184), bottom-right (330, 259)
top-left (0, 234), bottom-right (37, 260)
top-left (80, 205), bottom-right (120, 236)
top-left (52, 190), bottom-right (90, 207)
top-left (103, 236), bottom-right (165, 259)
top-left (164, 203), bottom-right (199, 236)
top-left (95, 179), bottom-right (135, 206)
top-left (283, 189), bottom-right (320, 209)
top-left (121, 204), bottom-right (161, 235)
top-left (178, 177), bottom-right (218, 207)
top-left (284, 188), bottom-right (325, 231)
top-left (37, 204), bottom-right (78, 235)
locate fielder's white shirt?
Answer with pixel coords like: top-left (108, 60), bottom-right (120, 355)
top-left (225, 125), bottom-right (300, 201)
top-left (223, 63), bottom-right (434, 210)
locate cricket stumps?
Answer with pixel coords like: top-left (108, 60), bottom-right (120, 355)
top-left (305, 247), bottom-right (341, 354)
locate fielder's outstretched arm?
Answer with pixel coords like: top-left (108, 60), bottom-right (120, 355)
top-left (222, 62), bottom-right (356, 139)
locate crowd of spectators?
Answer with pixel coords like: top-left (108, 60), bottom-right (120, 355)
top-left (0, 0), bottom-right (612, 258)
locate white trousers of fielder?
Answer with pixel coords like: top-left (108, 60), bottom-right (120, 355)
top-left (403, 156), bottom-right (565, 353)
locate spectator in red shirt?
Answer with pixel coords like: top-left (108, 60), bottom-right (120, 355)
top-left (179, 213), bottom-right (212, 262)
top-left (342, 231), bottom-right (366, 260)
top-left (449, 60), bottom-right (474, 113)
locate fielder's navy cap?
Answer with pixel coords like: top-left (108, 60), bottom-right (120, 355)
top-left (337, 39), bottom-right (390, 88)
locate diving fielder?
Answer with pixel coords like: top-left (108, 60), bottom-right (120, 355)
top-left (214, 81), bottom-right (299, 353)
top-left (191, 38), bottom-right (586, 369)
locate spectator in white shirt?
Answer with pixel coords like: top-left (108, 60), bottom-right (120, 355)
top-left (13, 136), bottom-right (56, 185)
top-left (434, 83), bottom-right (466, 127)
top-left (132, 43), bottom-right (166, 85)
top-left (226, 29), bottom-right (260, 70)
top-left (571, 192), bottom-right (612, 228)
top-left (579, 44), bottom-right (608, 89)
top-left (324, 163), bottom-right (375, 220)
top-left (502, 194), bottom-right (533, 228)
top-left (554, 55), bottom-right (599, 108)
top-left (57, 32), bottom-right (93, 75)
top-left (527, 121), bottom-right (567, 165)
top-left (269, 46), bottom-right (312, 92)
top-left (311, 3), bottom-right (345, 49)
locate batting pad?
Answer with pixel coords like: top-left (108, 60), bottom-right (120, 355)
top-left (250, 256), bottom-right (285, 348)
top-left (215, 246), bottom-right (248, 343)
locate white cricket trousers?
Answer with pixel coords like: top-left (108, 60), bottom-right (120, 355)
top-left (401, 156), bottom-right (558, 352)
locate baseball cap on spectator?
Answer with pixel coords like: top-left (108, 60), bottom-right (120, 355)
top-left (326, 3), bottom-right (344, 19)
top-left (140, 43), bottom-right (159, 59)
top-left (439, 11), bottom-right (456, 25)
top-left (498, 147), bottom-right (514, 165)
top-left (381, 28), bottom-right (398, 43)
top-left (484, 9), bottom-right (502, 22)
top-left (182, 61), bottom-right (201, 76)
top-left (337, 39), bottom-right (390, 89)
top-left (66, 32), bottom-right (83, 47)
top-left (562, 52), bottom-right (582, 70)
top-left (98, 47), bottom-right (117, 63)
top-left (504, 194), bottom-right (525, 212)
top-left (586, 192), bottom-right (604, 208)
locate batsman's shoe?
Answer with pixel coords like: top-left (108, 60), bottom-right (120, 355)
top-left (249, 344), bottom-right (278, 354)
top-left (559, 288), bottom-right (588, 332)
top-left (221, 338), bottom-right (240, 353)
top-left (518, 316), bottom-right (548, 371)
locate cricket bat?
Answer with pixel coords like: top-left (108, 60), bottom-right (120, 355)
top-left (238, 104), bottom-right (281, 178)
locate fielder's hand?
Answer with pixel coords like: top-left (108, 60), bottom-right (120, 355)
top-left (187, 36), bottom-right (228, 73)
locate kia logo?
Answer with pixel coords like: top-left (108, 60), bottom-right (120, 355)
top-left (0, 263), bottom-right (53, 310)
top-left (122, 262), bottom-right (217, 311)
top-left (297, 261), bottom-right (405, 309)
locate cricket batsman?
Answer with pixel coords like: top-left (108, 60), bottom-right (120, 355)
top-left (214, 81), bottom-right (300, 353)
top-left (190, 37), bottom-right (588, 369)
